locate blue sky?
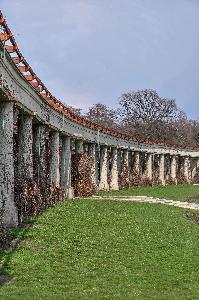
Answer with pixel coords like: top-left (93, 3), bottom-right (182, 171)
top-left (1, 0), bottom-right (199, 118)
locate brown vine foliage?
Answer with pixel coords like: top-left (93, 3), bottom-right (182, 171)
top-left (71, 153), bottom-right (96, 197)
top-left (119, 164), bottom-right (130, 189)
top-left (129, 171), bottom-right (142, 187)
top-left (14, 178), bottom-right (65, 223)
top-left (165, 176), bottom-right (176, 185)
top-left (192, 171), bottom-right (199, 184)
top-left (176, 175), bottom-right (188, 184)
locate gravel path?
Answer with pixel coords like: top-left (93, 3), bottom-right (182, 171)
top-left (85, 195), bottom-right (199, 210)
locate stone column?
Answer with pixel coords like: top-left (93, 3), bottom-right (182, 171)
top-left (109, 147), bottom-right (119, 190)
top-left (49, 131), bottom-right (60, 187)
top-left (88, 143), bottom-right (98, 190)
top-left (34, 125), bottom-right (49, 185)
top-left (183, 156), bottom-right (191, 183)
top-left (75, 140), bottom-right (84, 154)
top-left (99, 145), bottom-right (109, 191)
top-left (18, 113), bottom-right (33, 179)
top-left (159, 154), bottom-right (165, 185)
top-left (192, 157), bottom-right (199, 179)
top-left (95, 144), bottom-right (100, 188)
top-left (133, 151), bottom-right (140, 174)
top-left (61, 136), bottom-right (73, 198)
top-left (0, 102), bottom-right (18, 227)
top-left (170, 155), bottom-right (177, 183)
top-left (145, 153), bottom-right (152, 181)
top-left (117, 148), bottom-right (122, 175)
top-left (123, 149), bottom-right (129, 168)
top-left (123, 149), bottom-right (130, 185)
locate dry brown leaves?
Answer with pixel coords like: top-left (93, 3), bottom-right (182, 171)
top-left (71, 153), bottom-right (96, 197)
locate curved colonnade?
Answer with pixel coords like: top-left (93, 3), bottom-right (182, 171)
top-left (1, 11), bottom-right (199, 226)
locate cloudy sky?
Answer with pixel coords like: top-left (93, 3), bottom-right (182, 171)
top-left (1, 0), bottom-right (199, 118)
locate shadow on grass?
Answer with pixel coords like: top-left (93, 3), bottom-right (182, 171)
top-left (185, 211), bottom-right (199, 224)
top-left (0, 219), bottom-right (36, 287)
top-left (186, 194), bottom-right (199, 203)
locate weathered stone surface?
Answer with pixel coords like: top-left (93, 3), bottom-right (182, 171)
top-left (33, 125), bottom-right (49, 185)
top-left (145, 153), bottom-right (152, 180)
top-left (88, 143), bottom-right (98, 190)
top-left (109, 148), bottom-right (119, 190)
top-left (183, 156), bottom-right (191, 183)
top-left (159, 154), bottom-right (165, 185)
top-left (0, 102), bottom-right (18, 227)
top-left (99, 145), bottom-right (109, 191)
top-left (18, 113), bottom-right (33, 179)
top-left (60, 136), bottom-right (73, 198)
top-left (49, 131), bottom-right (60, 187)
top-left (170, 155), bottom-right (177, 184)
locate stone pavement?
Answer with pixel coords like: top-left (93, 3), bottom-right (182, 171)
top-left (85, 195), bottom-right (199, 210)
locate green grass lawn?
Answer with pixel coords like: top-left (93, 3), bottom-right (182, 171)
top-left (1, 198), bottom-right (199, 299)
top-left (98, 184), bottom-right (199, 202)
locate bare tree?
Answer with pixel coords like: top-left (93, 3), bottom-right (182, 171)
top-left (119, 89), bottom-right (180, 142)
top-left (65, 105), bottom-right (82, 116)
top-left (119, 89), bottom-right (178, 123)
top-left (174, 112), bottom-right (199, 146)
top-left (84, 103), bottom-right (119, 129)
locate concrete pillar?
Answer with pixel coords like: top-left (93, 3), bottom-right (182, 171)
top-left (159, 154), bottom-right (165, 185)
top-left (88, 143), bottom-right (98, 190)
top-left (0, 102), bottom-right (18, 227)
top-left (192, 157), bottom-right (199, 179)
top-left (123, 149), bottom-right (129, 184)
top-left (61, 136), bottom-right (73, 198)
top-left (49, 131), bottom-right (60, 187)
top-left (75, 140), bottom-right (84, 154)
top-left (99, 145), bottom-right (109, 191)
top-left (34, 125), bottom-right (49, 185)
top-left (95, 144), bottom-right (100, 188)
top-left (117, 148), bottom-right (122, 175)
top-left (128, 151), bottom-right (133, 173)
top-left (145, 153), bottom-right (152, 180)
top-left (192, 160), bottom-right (196, 179)
top-left (109, 147), bottom-right (119, 190)
top-left (170, 155), bottom-right (177, 183)
top-left (13, 107), bottom-right (20, 124)
top-left (183, 156), bottom-right (191, 183)
top-left (123, 149), bottom-right (129, 168)
top-left (18, 113), bottom-right (33, 179)
top-left (133, 151), bottom-right (140, 174)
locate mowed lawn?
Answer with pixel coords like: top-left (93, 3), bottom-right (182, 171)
top-left (98, 184), bottom-right (199, 202)
top-left (1, 197), bottom-right (199, 299)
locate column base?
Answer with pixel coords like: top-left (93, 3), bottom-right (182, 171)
top-left (67, 187), bottom-right (74, 199)
top-left (3, 205), bottom-right (18, 228)
top-left (109, 183), bottom-right (119, 191)
top-left (110, 187), bottom-right (119, 191)
top-left (99, 183), bottom-right (109, 191)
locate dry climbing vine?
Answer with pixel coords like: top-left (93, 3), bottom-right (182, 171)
top-left (71, 152), bottom-right (96, 197)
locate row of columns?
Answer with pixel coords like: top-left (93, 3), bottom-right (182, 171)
top-left (97, 146), bottom-right (199, 190)
top-left (0, 102), bottom-right (73, 226)
top-left (0, 102), bottom-right (199, 226)
top-left (17, 115), bottom-right (72, 193)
